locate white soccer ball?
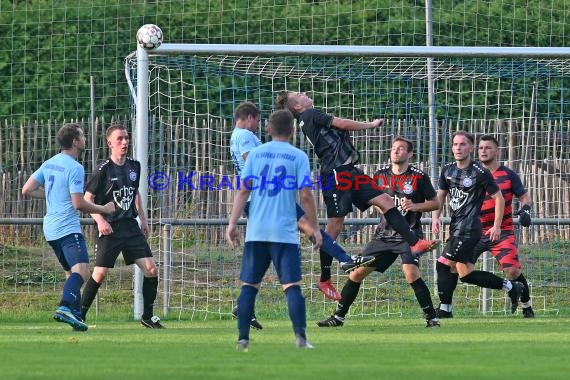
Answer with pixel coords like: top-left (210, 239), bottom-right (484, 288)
top-left (136, 24), bottom-right (163, 50)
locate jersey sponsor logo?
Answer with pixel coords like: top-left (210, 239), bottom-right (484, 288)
top-left (113, 186), bottom-right (135, 211)
top-left (392, 195), bottom-right (409, 216)
top-left (449, 187), bottom-right (469, 211)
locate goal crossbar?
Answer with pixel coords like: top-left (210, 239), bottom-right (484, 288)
top-left (150, 44), bottom-right (570, 58)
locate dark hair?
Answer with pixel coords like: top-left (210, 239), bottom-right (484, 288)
top-left (274, 91), bottom-right (289, 110)
top-left (234, 102), bottom-right (260, 121)
top-left (393, 136), bottom-right (413, 152)
top-left (268, 109), bottom-right (294, 137)
top-left (56, 123), bottom-right (83, 149)
top-left (105, 121), bottom-right (127, 140)
top-left (453, 130), bottom-right (475, 145)
top-left (479, 134), bottom-right (499, 147)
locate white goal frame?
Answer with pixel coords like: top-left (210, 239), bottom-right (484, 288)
top-left (129, 43), bottom-right (570, 319)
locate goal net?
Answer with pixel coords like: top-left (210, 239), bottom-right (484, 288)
top-left (125, 47), bottom-right (570, 320)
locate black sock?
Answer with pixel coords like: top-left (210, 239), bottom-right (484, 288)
top-left (335, 279), bottom-right (361, 318)
top-left (436, 261), bottom-right (459, 305)
top-left (80, 277), bottom-right (101, 320)
top-left (514, 273), bottom-right (531, 303)
top-left (319, 248), bottom-right (334, 282)
top-left (142, 276), bottom-right (159, 320)
top-left (460, 270), bottom-right (503, 289)
top-left (384, 207), bottom-right (419, 245)
top-left (410, 278), bottom-right (436, 319)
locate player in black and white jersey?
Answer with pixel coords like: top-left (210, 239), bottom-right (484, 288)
top-left (431, 131), bottom-right (523, 314)
top-left (275, 91), bottom-right (439, 300)
top-left (317, 138), bottom-right (441, 328)
top-left (80, 122), bottom-right (165, 328)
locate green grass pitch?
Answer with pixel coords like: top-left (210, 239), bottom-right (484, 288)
top-left (1, 316), bottom-right (568, 380)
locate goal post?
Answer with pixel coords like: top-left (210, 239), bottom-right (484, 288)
top-left (126, 42), bottom-right (570, 320)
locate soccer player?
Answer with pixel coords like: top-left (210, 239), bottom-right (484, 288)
top-left (275, 91), bottom-right (439, 300)
top-left (227, 109), bottom-right (322, 351)
top-left (22, 123), bottom-right (115, 331)
top-left (431, 131), bottom-right (523, 317)
top-left (79, 122), bottom-right (165, 328)
top-left (317, 137), bottom-right (442, 328)
top-left (435, 134), bottom-right (534, 318)
top-left (230, 102), bottom-right (374, 306)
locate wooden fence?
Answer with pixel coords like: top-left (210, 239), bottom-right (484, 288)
top-left (1, 117), bottom-right (569, 244)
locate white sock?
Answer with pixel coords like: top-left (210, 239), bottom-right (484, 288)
top-left (439, 303), bottom-right (452, 312)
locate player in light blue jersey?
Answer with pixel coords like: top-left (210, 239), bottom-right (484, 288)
top-left (227, 109), bottom-right (322, 351)
top-left (230, 102), bottom-right (374, 307)
top-left (22, 123), bottom-right (115, 331)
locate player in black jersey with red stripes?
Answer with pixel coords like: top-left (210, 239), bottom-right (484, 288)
top-left (80, 122), bottom-right (165, 328)
top-left (317, 138), bottom-right (442, 328)
top-left (436, 135), bottom-right (534, 317)
top-left (432, 131), bottom-right (523, 315)
top-left (275, 91), bottom-right (439, 300)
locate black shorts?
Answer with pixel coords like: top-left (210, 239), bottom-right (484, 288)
top-left (361, 239), bottom-right (419, 273)
top-left (320, 164), bottom-right (385, 217)
top-left (94, 219), bottom-right (153, 268)
top-left (441, 235), bottom-right (480, 264)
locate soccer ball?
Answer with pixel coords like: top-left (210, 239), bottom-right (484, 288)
top-left (136, 24), bottom-right (163, 50)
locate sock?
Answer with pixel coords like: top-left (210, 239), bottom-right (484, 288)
top-left (60, 272), bottom-right (84, 313)
top-left (514, 273), bottom-right (531, 303)
top-left (436, 261), bottom-right (459, 305)
top-left (384, 207), bottom-right (419, 246)
top-left (285, 285), bottom-right (306, 338)
top-left (142, 276), bottom-right (159, 320)
top-left (319, 248), bottom-right (334, 282)
top-left (335, 279), bottom-right (361, 318)
top-left (410, 278), bottom-right (436, 319)
top-left (80, 276), bottom-right (102, 320)
top-left (320, 229), bottom-right (352, 263)
top-left (460, 270), bottom-right (504, 290)
top-left (237, 285), bottom-right (258, 341)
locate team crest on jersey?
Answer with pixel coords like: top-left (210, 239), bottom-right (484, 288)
top-left (113, 186), bottom-right (135, 211)
top-left (403, 182), bottom-right (414, 195)
top-left (449, 187), bottom-right (469, 211)
top-left (462, 177), bottom-right (473, 187)
top-left (129, 170), bottom-right (137, 182)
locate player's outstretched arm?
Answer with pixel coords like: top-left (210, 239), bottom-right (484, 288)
top-left (72, 193), bottom-right (115, 215)
top-left (331, 117), bottom-right (383, 131)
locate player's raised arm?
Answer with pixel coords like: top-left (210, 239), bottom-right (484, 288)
top-left (331, 116), bottom-right (384, 131)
